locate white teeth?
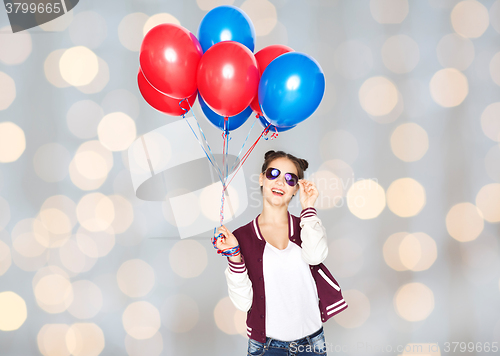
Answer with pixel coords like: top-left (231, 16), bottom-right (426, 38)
top-left (272, 189), bottom-right (284, 195)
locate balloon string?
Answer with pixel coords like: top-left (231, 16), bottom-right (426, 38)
top-left (223, 123), bottom-right (272, 193)
top-left (179, 99), bottom-right (224, 184)
top-left (183, 99), bottom-right (225, 183)
top-left (228, 115), bottom-right (259, 175)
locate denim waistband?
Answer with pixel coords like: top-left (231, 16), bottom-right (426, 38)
top-left (265, 327), bottom-right (323, 349)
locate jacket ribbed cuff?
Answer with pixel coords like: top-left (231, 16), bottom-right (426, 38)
top-left (300, 207), bottom-right (317, 219)
top-left (227, 257), bottom-right (247, 273)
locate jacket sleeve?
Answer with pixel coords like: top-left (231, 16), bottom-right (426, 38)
top-left (224, 256), bottom-right (253, 312)
top-left (300, 207), bottom-right (329, 265)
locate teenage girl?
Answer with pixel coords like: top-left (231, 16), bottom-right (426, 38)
top-left (216, 150), bottom-right (348, 355)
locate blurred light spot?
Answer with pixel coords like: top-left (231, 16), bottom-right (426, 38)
top-left (68, 280), bottom-right (102, 319)
top-left (125, 332), bottom-right (163, 356)
top-left (491, 0), bottom-right (500, 34)
top-left (59, 46), bottom-right (99, 87)
top-left (34, 143), bottom-right (71, 182)
top-left (37, 324), bottom-right (70, 356)
top-left (370, 0), bottom-right (409, 24)
top-left (332, 290), bottom-right (370, 328)
top-left (69, 140), bottom-right (113, 191)
top-left (481, 102), bottom-right (500, 142)
top-left (437, 33), bottom-right (475, 71)
top-left (59, 238), bottom-right (97, 274)
top-left (200, 184), bottom-right (239, 221)
top-left (76, 193), bottom-right (115, 232)
top-left (241, 0), bottom-right (277, 36)
top-left (0, 240), bottom-right (11, 276)
top-left (162, 191), bottom-right (199, 227)
top-left (367, 89), bottom-right (404, 124)
top-left (309, 170), bottom-right (343, 210)
top-left (102, 89), bottom-right (140, 121)
top-left (108, 195), bottom-right (134, 234)
top-left (144, 13), bottom-right (180, 36)
top-left (69, 11), bottom-right (107, 49)
top-left (234, 309), bottom-right (248, 337)
top-left (490, 52), bottom-right (500, 87)
top-left (484, 145), bottom-right (500, 182)
top-left (11, 218), bottom-right (47, 257)
top-left (161, 294), bottom-right (199, 332)
top-left (391, 123), bottom-right (429, 162)
top-left (169, 240), bottom-right (207, 278)
top-left (0, 196), bottom-right (11, 229)
top-left (325, 239), bottom-right (363, 278)
top-left (222, 64), bottom-right (235, 79)
top-left (40, 195), bottom-right (77, 236)
top-left (10, 244), bottom-right (48, 272)
top-left (122, 301), bottom-right (161, 340)
top-left (346, 179), bottom-right (386, 219)
top-left (119, 13), bottom-right (149, 52)
top-left (359, 76), bottom-right (398, 116)
top-left (320, 130), bottom-right (359, 165)
top-left (75, 151), bottom-right (108, 180)
top-left (76, 226), bottom-right (115, 257)
top-left (394, 282), bottom-right (434, 321)
top-left (0, 26), bottom-right (32, 65)
top-left (214, 296), bottom-right (240, 334)
top-left (446, 202), bottom-right (484, 242)
top-left (197, 0), bottom-right (235, 11)
top-left (76, 57), bottom-right (110, 95)
top-left (0, 121), bottom-right (25, 162)
top-left (476, 183), bottom-right (500, 223)
top-left (66, 323), bottom-right (105, 356)
top-left (386, 178), bottom-right (426, 217)
top-left (451, 0), bottom-right (489, 38)
top-left (256, 21), bottom-right (288, 50)
top-left (333, 40), bottom-right (373, 80)
top-left (44, 50), bottom-right (71, 88)
top-left (34, 274), bottom-right (74, 314)
top-left (98, 112), bottom-right (137, 152)
top-left (0, 291), bottom-right (27, 331)
top-left (117, 259), bottom-right (155, 298)
top-left (384, 232), bottom-right (410, 271)
top-left (429, 68), bottom-right (468, 107)
top-left (381, 35), bottom-right (420, 74)
top-left (38, 7), bottom-right (73, 31)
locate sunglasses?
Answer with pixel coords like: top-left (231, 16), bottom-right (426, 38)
top-left (264, 167), bottom-right (299, 187)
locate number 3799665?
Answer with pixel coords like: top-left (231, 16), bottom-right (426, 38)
top-left (443, 342), bottom-right (498, 353)
top-left (5, 1), bottom-right (62, 14)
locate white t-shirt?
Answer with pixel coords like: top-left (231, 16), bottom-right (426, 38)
top-left (263, 239), bottom-right (323, 341)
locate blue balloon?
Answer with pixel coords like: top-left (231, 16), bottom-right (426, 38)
top-left (199, 94), bottom-right (252, 131)
top-left (258, 115), bottom-right (295, 133)
top-left (258, 52), bottom-right (325, 127)
top-left (198, 5), bottom-right (256, 53)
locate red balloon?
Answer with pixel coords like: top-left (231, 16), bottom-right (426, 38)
top-left (140, 23), bottom-right (203, 99)
top-left (250, 45), bottom-right (294, 114)
top-left (137, 68), bottom-right (196, 116)
top-left (197, 41), bottom-right (259, 117)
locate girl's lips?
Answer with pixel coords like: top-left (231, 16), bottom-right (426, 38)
top-left (271, 188), bottom-right (285, 196)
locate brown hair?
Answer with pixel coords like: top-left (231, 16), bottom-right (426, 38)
top-left (260, 150), bottom-right (308, 194)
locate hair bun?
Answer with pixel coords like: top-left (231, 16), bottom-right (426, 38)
top-left (264, 150), bottom-right (276, 161)
top-left (299, 158), bottom-right (309, 171)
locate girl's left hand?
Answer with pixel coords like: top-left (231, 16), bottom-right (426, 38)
top-left (298, 179), bottom-right (319, 210)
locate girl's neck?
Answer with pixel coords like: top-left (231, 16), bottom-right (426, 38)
top-left (259, 201), bottom-right (289, 225)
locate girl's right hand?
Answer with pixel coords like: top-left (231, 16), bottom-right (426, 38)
top-left (216, 225), bottom-right (239, 251)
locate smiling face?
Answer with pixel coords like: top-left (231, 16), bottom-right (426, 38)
top-left (259, 157), bottom-right (300, 207)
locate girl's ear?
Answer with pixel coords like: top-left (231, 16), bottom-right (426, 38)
top-left (259, 172), bottom-right (264, 186)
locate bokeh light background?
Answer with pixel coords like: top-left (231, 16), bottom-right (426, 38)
top-left (1, 0), bottom-right (500, 355)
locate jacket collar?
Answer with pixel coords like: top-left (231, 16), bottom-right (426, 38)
top-left (252, 212), bottom-right (294, 241)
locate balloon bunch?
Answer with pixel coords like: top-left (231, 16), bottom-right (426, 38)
top-left (137, 5), bottom-right (325, 248)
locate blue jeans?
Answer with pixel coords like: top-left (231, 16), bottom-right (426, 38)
top-left (247, 327), bottom-right (327, 356)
